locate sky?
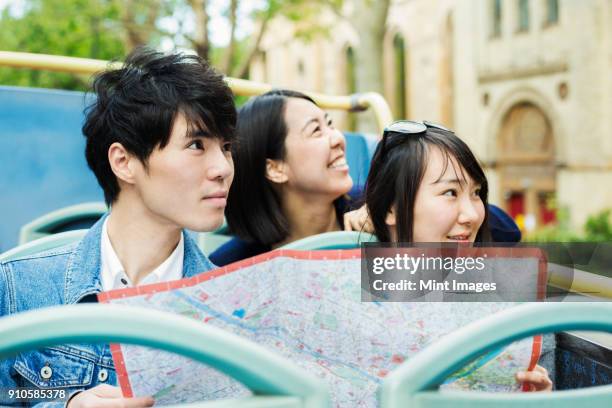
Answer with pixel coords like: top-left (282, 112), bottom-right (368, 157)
top-left (0, 0), bottom-right (25, 16)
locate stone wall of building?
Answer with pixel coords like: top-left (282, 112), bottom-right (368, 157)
top-left (251, 0), bottom-right (612, 232)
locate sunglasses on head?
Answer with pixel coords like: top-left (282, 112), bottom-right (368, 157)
top-left (382, 120), bottom-right (453, 138)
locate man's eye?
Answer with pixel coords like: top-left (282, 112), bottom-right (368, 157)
top-left (327, 118), bottom-right (334, 128)
top-left (312, 126), bottom-right (322, 136)
top-left (187, 140), bottom-right (204, 150)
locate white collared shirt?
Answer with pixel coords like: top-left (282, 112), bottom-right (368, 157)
top-left (100, 218), bottom-right (184, 291)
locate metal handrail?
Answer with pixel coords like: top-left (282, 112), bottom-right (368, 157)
top-left (548, 263), bottom-right (612, 300)
top-left (0, 51), bottom-right (393, 133)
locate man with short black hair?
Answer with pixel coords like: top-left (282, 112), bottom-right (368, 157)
top-left (0, 47), bottom-right (237, 407)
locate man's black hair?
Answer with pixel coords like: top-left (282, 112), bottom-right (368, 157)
top-left (83, 47), bottom-right (237, 205)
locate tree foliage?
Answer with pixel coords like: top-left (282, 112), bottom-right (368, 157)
top-left (584, 209), bottom-right (612, 241)
top-left (0, 0), bottom-right (321, 90)
top-left (0, 0), bottom-right (126, 90)
top-left (525, 209), bottom-right (612, 242)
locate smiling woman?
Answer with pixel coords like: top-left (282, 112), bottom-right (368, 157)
top-left (365, 121), bottom-right (490, 243)
top-left (363, 120), bottom-right (553, 391)
top-left (210, 90), bottom-right (357, 266)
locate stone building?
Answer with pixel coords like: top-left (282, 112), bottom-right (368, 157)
top-left (249, 0), bottom-right (612, 232)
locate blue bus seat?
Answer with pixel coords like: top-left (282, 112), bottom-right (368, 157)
top-left (198, 218), bottom-right (233, 254)
top-left (344, 132), bottom-right (378, 188)
top-left (280, 231), bottom-right (378, 250)
top-left (0, 86), bottom-right (102, 252)
top-left (0, 229), bottom-right (87, 262)
top-left (19, 202), bottom-right (106, 244)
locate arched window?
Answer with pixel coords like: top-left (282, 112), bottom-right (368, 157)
top-left (492, 0), bottom-right (502, 37)
top-left (497, 102), bottom-right (557, 229)
top-left (545, 0), bottom-right (559, 25)
top-left (518, 0), bottom-right (530, 32)
top-left (393, 34), bottom-right (407, 119)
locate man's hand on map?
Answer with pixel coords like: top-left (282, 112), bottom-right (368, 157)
top-left (67, 384), bottom-right (155, 408)
top-left (344, 205), bottom-right (373, 233)
top-left (515, 364), bottom-right (553, 392)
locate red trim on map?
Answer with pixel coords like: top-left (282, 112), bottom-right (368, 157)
top-left (97, 249), bottom-right (362, 302)
top-left (109, 343), bottom-right (133, 397)
top-left (537, 252), bottom-right (548, 301)
top-left (527, 249), bottom-right (546, 379)
top-left (528, 335), bottom-right (543, 371)
top-left (522, 334), bottom-right (544, 392)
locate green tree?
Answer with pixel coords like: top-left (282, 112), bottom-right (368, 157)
top-left (101, 0), bottom-right (301, 77)
top-left (0, 0), bottom-right (331, 90)
top-left (584, 209), bottom-right (612, 241)
top-left (525, 208), bottom-right (612, 243)
top-left (0, 0), bottom-right (126, 90)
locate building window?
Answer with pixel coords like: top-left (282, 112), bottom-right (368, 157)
top-left (393, 34), bottom-right (407, 119)
top-left (517, 0), bottom-right (530, 32)
top-left (545, 0), bottom-right (559, 25)
top-left (492, 0), bottom-right (502, 37)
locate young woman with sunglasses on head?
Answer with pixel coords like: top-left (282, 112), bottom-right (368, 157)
top-left (364, 120), bottom-right (553, 391)
top-left (366, 121), bottom-right (488, 243)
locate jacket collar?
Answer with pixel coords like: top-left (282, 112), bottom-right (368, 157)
top-left (64, 213), bottom-right (213, 304)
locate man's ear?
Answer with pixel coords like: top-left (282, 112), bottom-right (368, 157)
top-left (265, 158), bottom-right (288, 184)
top-left (108, 142), bottom-right (138, 185)
top-left (385, 206), bottom-right (396, 227)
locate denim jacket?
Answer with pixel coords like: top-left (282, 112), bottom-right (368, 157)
top-left (0, 215), bottom-right (216, 407)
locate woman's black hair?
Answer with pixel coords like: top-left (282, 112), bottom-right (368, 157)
top-left (226, 89), bottom-right (318, 245)
top-left (365, 127), bottom-right (491, 243)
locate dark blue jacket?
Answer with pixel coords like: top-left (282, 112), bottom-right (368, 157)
top-left (0, 215), bottom-right (216, 407)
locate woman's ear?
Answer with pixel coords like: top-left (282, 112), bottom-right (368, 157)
top-left (385, 207), bottom-right (399, 242)
top-left (108, 142), bottom-right (137, 185)
top-left (265, 158), bottom-right (289, 184)
top-left (385, 206), bottom-right (396, 227)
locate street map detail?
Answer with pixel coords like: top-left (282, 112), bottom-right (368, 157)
top-left (99, 249), bottom-right (544, 407)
